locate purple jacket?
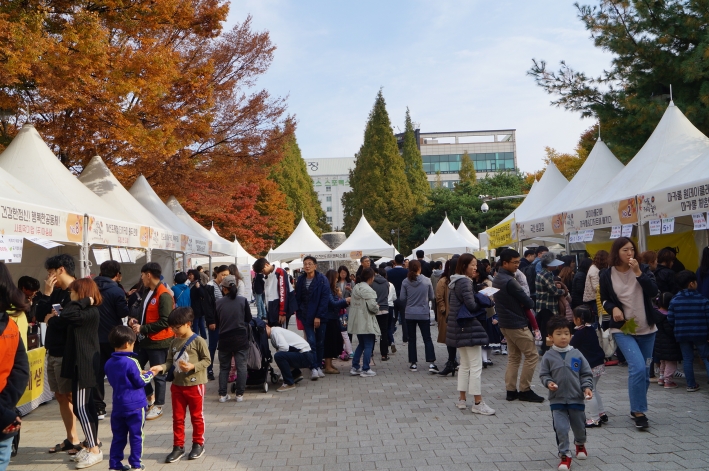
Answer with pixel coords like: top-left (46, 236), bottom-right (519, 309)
top-left (105, 351), bottom-right (153, 412)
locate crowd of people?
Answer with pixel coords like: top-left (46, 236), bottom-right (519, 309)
top-left (2, 239), bottom-right (708, 471)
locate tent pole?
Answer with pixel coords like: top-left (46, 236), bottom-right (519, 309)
top-left (182, 252), bottom-right (187, 271)
top-left (565, 233), bottom-right (570, 256)
top-left (637, 205), bottom-right (647, 253)
top-left (208, 255), bottom-right (212, 278)
top-left (80, 214), bottom-right (90, 278)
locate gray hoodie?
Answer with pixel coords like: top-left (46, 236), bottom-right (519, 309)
top-left (371, 274), bottom-right (390, 312)
top-left (400, 274), bottom-right (435, 320)
top-left (539, 346), bottom-right (594, 406)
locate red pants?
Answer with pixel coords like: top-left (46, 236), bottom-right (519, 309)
top-left (171, 384), bottom-right (205, 447)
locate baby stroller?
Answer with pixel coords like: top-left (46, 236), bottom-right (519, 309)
top-left (231, 317), bottom-right (280, 393)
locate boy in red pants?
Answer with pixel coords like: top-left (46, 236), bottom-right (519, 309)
top-left (150, 307), bottom-right (211, 463)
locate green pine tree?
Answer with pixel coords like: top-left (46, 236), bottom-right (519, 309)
top-left (269, 134), bottom-right (331, 235)
top-left (401, 108), bottom-right (430, 210)
top-left (458, 151), bottom-right (476, 186)
top-left (342, 90), bottom-right (415, 245)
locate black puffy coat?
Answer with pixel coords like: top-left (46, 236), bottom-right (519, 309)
top-left (446, 275), bottom-right (489, 348)
top-left (94, 276), bottom-right (129, 344)
top-left (570, 271), bottom-right (587, 308)
top-left (653, 312), bottom-right (682, 361)
top-left (654, 265), bottom-right (678, 295)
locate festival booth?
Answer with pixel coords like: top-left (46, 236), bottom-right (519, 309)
top-left (334, 214), bottom-right (396, 258)
top-left (78, 156), bottom-right (186, 284)
top-left (129, 176), bottom-right (211, 273)
top-left (413, 215), bottom-right (478, 258)
top-left (484, 163), bottom-right (569, 249)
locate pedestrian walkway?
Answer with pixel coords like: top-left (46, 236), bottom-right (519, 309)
top-left (11, 324), bottom-right (709, 471)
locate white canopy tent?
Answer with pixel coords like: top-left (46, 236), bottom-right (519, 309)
top-left (334, 214), bottom-right (396, 258)
top-left (129, 176), bottom-right (209, 256)
top-left (456, 218), bottom-right (480, 249)
top-left (190, 227), bottom-right (258, 269)
top-left (414, 215), bottom-right (477, 257)
top-left (166, 196), bottom-right (233, 256)
top-left (268, 217), bottom-right (332, 262)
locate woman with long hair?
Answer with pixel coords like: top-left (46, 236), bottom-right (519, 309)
top-left (599, 237), bottom-right (658, 430)
top-left (45, 277), bottom-right (103, 467)
top-left (583, 250), bottom-right (609, 309)
top-left (323, 270), bottom-right (349, 374)
top-left (0, 263), bottom-right (29, 469)
top-left (337, 266), bottom-right (353, 298)
top-left (400, 260), bottom-right (436, 373)
top-left (446, 254), bottom-right (494, 415)
top-left (436, 258), bottom-right (458, 376)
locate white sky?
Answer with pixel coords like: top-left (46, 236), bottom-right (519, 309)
top-left (229, 0), bottom-right (613, 173)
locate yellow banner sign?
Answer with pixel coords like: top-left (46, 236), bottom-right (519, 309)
top-left (488, 219), bottom-right (515, 247)
top-left (18, 347), bottom-right (46, 407)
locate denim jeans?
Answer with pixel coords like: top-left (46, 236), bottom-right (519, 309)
top-left (303, 322), bottom-right (326, 370)
top-left (679, 341), bottom-right (709, 388)
top-left (255, 293), bottom-right (267, 320)
top-left (207, 326), bottom-right (219, 375)
top-left (219, 348), bottom-right (248, 396)
top-left (0, 436), bottom-right (13, 471)
top-left (352, 334), bottom-right (375, 371)
top-left (192, 316), bottom-right (207, 340)
top-left (137, 347), bottom-right (168, 405)
top-left (274, 351), bottom-right (313, 385)
top-left (612, 332), bottom-right (656, 413)
top-left (407, 319), bottom-right (436, 364)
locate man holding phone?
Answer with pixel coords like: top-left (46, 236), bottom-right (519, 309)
top-left (35, 254), bottom-right (81, 454)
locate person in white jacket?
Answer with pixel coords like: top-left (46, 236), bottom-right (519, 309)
top-left (388, 280), bottom-right (398, 353)
top-left (267, 326), bottom-right (312, 392)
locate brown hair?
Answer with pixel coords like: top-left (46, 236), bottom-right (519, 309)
top-left (609, 237), bottom-right (638, 267)
top-left (455, 253), bottom-right (476, 276)
top-left (326, 269), bottom-right (338, 295)
top-left (657, 248), bottom-right (675, 265)
top-left (593, 250), bottom-right (609, 270)
top-left (559, 266), bottom-right (574, 287)
top-left (407, 260), bottom-right (421, 282)
top-left (69, 278), bottom-right (103, 305)
top-left (640, 250), bottom-right (657, 265)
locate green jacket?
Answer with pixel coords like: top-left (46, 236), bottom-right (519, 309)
top-left (347, 283), bottom-right (380, 336)
top-left (158, 335), bottom-right (211, 387)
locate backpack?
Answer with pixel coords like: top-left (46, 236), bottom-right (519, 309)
top-left (523, 264), bottom-right (537, 296)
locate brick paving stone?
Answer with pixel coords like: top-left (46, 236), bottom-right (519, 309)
top-left (9, 316), bottom-right (709, 470)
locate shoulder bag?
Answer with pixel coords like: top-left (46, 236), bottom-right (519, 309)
top-left (166, 334), bottom-right (198, 382)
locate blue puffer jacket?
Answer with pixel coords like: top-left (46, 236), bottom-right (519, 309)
top-left (295, 271), bottom-right (330, 325)
top-left (172, 283), bottom-right (191, 308)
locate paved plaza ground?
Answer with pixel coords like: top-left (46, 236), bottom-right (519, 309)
top-left (10, 322), bottom-right (709, 471)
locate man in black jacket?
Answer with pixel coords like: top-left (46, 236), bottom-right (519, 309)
top-left (492, 249), bottom-right (544, 403)
top-left (388, 255), bottom-right (409, 343)
top-left (416, 250), bottom-right (432, 278)
top-left (93, 260), bottom-right (129, 419)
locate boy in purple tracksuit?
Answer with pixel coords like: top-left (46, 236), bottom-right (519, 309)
top-left (106, 326), bottom-right (154, 470)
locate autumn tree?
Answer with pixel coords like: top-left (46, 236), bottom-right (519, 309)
top-left (342, 90), bottom-right (415, 242)
top-left (269, 129), bottom-right (330, 235)
top-left (526, 124), bottom-right (599, 183)
top-left (457, 151), bottom-right (476, 185)
top-left (400, 108), bottom-right (430, 211)
top-left (528, 0), bottom-right (709, 163)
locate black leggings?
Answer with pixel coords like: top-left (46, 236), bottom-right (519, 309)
top-left (73, 383), bottom-right (99, 448)
top-left (376, 314), bottom-right (390, 357)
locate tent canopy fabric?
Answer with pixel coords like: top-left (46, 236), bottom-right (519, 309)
top-left (456, 219), bottom-right (480, 249)
top-left (334, 214), bottom-right (396, 258)
top-left (166, 196), bottom-right (232, 256)
top-left (414, 215), bottom-right (477, 257)
top-left (129, 176), bottom-right (209, 254)
top-left (268, 217), bottom-right (332, 262)
top-left (0, 124), bottom-right (136, 223)
top-left (510, 162), bottom-right (569, 222)
top-left (227, 232), bottom-right (258, 266)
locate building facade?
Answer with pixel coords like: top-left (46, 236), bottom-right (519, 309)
top-left (397, 129), bottom-right (517, 189)
top-left (305, 157), bottom-right (356, 231)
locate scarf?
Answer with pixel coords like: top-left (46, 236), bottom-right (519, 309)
top-left (551, 344), bottom-right (574, 353)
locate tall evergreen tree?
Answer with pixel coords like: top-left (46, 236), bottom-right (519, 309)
top-left (401, 108), bottom-right (430, 210)
top-left (269, 132), bottom-right (331, 235)
top-left (342, 90), bottom-right (415, 242)
top-left (458, 151), bottom-right (476, 185)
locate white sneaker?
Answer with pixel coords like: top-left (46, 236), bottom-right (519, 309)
top-left (455, 400), bottom-right (467, 410)
top-left (235, 395), bottom-right (244, 402)
top-left (470, 401), bottom-right (496, 416)
top-left (71, 447), bottom-right (90, 462)
top-left (219, 394), bottom-right (231, 403)
top-left (350, 367), bottom-right (361, 376)
top-left (146, 405), bottom-right (163, 420)
top-left (75, 450), bottom-right (103, 469)
top-left (97, 413), bottom-right (105, 421)
top-left (310, 368), bottom-right (319, 381)
top-left (317, 368), bottom-right (326, 378)
top-left (360, 369), bottom-right (376, 377)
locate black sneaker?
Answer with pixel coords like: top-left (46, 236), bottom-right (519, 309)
top-left (207, 372), bottom-right (215, 381)
top-left (518, 389), bottom-right (545, 403)
top-left (428, 364), bottom-right (439, 373)
top-left (188, 443), bottom-right (205, 460)
top-left (631, 413), bottom-right (649, 429)
top-left (293, 371), bottom-right (304, 383)
top-left (599, 414), bottom-right (609, 424)
top-left (506, 390), bottom-right (519, 401)
top-left (165, 446), bottom-right (185, 463)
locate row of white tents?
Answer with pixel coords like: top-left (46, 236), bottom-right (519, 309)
top-left (0, 124), bottom-right (258, 283)
top-left (482, 101), bottom-right (709, 270)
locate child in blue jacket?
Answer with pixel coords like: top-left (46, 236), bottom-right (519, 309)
top-left (105, 326), bottom-right (154, 470)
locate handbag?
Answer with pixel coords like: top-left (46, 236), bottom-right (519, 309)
top-left (166, 334), bottom-right (198, 382)
top-left (597, 326), bottom-right (616, 358)
top-left (247, 325), bottom-right (262, 370)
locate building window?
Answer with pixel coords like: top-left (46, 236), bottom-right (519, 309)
top-left (326, 196), bottom-right (332, 202)
top-left (327, 217), bottom-right (332, 223)
top-left (421, 152), bottom-right (515, 174)
top-left (326, 206), bottom-right (332, 212)
top-left (325, 186), bottom-right (331, 192)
